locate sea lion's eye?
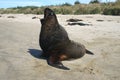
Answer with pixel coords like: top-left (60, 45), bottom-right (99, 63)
top-left (49, 12), bottom-right (54, 16)
top-left (51, 12), bottom-right (54, 15)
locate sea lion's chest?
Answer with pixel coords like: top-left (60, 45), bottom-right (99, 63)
top-left (40, 25), bottom-right (53, 38)
top-left (40, 25), bottom-right (68, 40)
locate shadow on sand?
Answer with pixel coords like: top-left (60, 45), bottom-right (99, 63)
top-left (28, 49), bottom-right (70, 70)
top-left (28, 49), bottom-right (46, 60)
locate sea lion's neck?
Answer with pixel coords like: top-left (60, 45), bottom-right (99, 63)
top-left (45, 16), bottom-right (59, 28)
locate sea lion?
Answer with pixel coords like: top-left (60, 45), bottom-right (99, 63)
top-left (39, 8), bottom-right (94, 70)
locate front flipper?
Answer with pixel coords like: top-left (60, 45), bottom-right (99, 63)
top-left (47, 55), bottom-right (70, 70)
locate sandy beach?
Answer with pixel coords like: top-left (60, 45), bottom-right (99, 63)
top-left (0, 14), bottom-right (120, 80)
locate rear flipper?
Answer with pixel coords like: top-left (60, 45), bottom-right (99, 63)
top-left (47, 55), bottom-right (70, 70)
top-left (86, 49), bottom-right (94, 55)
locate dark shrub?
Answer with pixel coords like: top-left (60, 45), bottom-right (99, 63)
top-left (103, 7), bottom-right (120, 15)
top-left (74, 1), bottom-right (81, 5)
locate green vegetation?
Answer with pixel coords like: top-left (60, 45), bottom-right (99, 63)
top-left (103, 1), bottom-right (120, 15)
top-left (0, 1), bottom-right (120, 15)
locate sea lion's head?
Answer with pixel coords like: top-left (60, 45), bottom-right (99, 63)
top-left (40, 8), bottom-right (58, 27)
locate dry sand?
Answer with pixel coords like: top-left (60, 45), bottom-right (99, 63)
top-left (0, 14), bottom-right (120, 80)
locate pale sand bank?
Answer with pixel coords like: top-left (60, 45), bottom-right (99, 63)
top-left (0, 14), bottom-right (120, 80)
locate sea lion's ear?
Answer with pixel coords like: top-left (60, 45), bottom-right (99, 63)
top-left (40, 19), bottom-right (44, 24)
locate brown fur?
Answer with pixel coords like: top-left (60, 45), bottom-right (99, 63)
top-left (39, 8), bottom-right (94, 70)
